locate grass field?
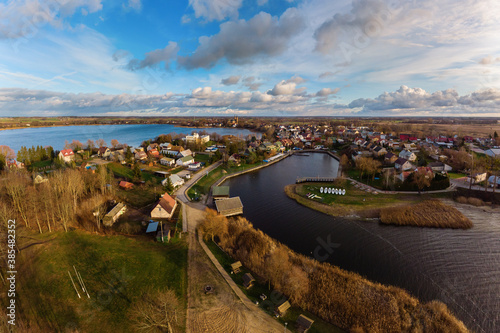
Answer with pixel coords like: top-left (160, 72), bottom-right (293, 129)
top-left (205, 240), bottom-right (344, 333)
top-left (12, 230), bottom-right (188, 332)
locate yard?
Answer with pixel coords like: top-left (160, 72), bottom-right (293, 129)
top-left (12, 230), bottom-right (188, 332)
top-left (205, 240), bottom-right (344, 333)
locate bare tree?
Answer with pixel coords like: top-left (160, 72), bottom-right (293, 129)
top-left (131, 289), bottom-right (184, 333)
top-left (413, 168), bottom-right (432, 194)
top-left (96, 139), bottom-right (107, 148)
top-left (199, 208), bottom-right (227, 241)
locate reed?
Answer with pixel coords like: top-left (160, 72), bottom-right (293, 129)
top-left (380, 200), bottom-right (473, 229)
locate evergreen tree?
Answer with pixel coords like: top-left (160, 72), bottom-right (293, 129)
top-left (133, 163), bottom-right (142, 180)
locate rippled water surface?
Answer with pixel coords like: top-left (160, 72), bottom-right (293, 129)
top-left (226, 153), bottom-right (500, 332)
top-left (0, 124), bottom-right (257, 152)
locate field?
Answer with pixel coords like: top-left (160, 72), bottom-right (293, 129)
top-left (5, 230), bottom-right (187, 332)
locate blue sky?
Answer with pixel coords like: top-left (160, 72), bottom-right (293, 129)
top-left (0, 0), bottom-right (499, 116)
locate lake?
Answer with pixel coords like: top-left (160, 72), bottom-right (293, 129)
top-left (225, 153), bottom-right (499, 333)
top-left (0, 124), bottom-right (259, 153)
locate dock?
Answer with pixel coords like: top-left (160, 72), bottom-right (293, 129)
top-left (296, 176), bottom-right (336, 184)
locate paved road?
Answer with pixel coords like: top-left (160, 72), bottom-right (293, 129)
top-left (450, 177), bottom-right (497, 192)
top-left (175, 161), bottom-right (222, 232)
top-left (346, 177), bottom-right (457, 194)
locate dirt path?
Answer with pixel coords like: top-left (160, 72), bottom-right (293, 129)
top-left (184, 203), bottom-right (284, 333)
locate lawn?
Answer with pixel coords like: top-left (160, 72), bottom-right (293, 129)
top-left (107, 162), bottom-right (163, 183)
top-left (13, 230), bottom-right (188, 332)
top-left (205, 239), bottom-right (344, 333)
top-left (116, 184), bottom-right (163, 208)
top-left (448, 172), bottom-right (467, 179)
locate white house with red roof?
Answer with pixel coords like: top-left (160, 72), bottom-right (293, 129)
top-left (150, 193), bottom-right (177, 219)
top-left (58, 149), bottom-right (75, 163)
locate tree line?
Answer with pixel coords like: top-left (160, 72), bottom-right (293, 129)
top-left (199, 210), bottom-right (469, 332)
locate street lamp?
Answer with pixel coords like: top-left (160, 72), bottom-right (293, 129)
top-left (284, 322), bottom-right (287, 333)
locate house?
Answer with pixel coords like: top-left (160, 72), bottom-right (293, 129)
top-left (228, 154), bottom-right (241, 166)
top-left (427, 162), bottom-right (452, 172)
top-left (472, 172), bottom-right (487, 184)
top-left (399, 149), bottom-right (417, 162)
top-left (160, 157), bottom-right (175, 167)
top-left (372, 146), bottom-right (387, 156)
top-left (148, 149), bottom-right (160, 159)
top-left (162, 174), bottom-right (184, 188)
top-left (176, 155), bottom-right (194, 166)
top-left (164, 145), bottom-right (184, 157)
top-left (188, 162), bottom-right (202, 171)
top-left (215, 197), bottom-right (243, 216)
top-left (147, 143), bottom-right (159, 151)
top-left (212, 186), bottom-right (230, 201)
top-left (275, 300), bottom-right (291, 316)
top-left (58, 149), bottom-right (75, 163)
top-left (150, 193), bottom-right (177, 219)
top-left (487, 175), bottom-right (500, 187)
top-left (384, 152), bottom-right (398, 164)
top-left (135, 151), bottom-right (147, 160)
top-left (119, 181), bottom-right (134, 190)
top-left (230, 261), bottom-right (242, 274)
top-left (242, 273), bottom-right (255, 289)
top-left (33, 174), bottom-right (48, 184)
top-left (98, 147), bottom-right (111, 158)
top-left (394, 157), bottom-right (413, 171)
top-left (6, 159), bottom-right (24, 169)
top-left (398, 171), bottom-right (412, 182)
top-left (485, 148), bottom-right (500, 157)
top-left (103, 203), bottom-right (127, 227)
top-left (177, 149), bottom-right (193, 158)
top-left (296, 314), bottom-right (314, 333)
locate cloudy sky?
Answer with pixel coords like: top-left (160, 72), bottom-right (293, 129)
top-left (0, 0), bottom-right (499, 117)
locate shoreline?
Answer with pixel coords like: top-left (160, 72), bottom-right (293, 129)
top-left (0, 122), bottom-right (259, 133)
top-left (285, 183), bottom-right (473, 229)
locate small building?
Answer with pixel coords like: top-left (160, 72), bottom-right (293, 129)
top-left (160, 157), bottom-right (175, 167)
top-left (472, 172), bottom-right (487, 184)
top-left (399, 149), bottom-right (417, 162)
top-left (427, 162), bottom-right (452, 172)
top-left (156, 227), bottom-right (171, 243)
top-left (176, 155), bottom-right (195, 166)
top-left (58, 149), bottom-right (75, 163)
top-left (177, 149), bottom-right (193, 158)
top-left (296, 314), bottom-right (314, 333)
top-left (275, 300), bottom-right (291, 316)
top-left (103, 203), bottom-right (127, 227)
top-left (394, 157), bottom-right (413, 171)
top-left (98, 147), bottom-right (111, 158)
top-left (162, 174), bottom-right (184, 188)
top-left (242, 273), bottom-right (255, 289)
top-left (150, 193), bottom-right (177, 219)
top-left (135, 151), bottom-right (147, 160)
top-left (119, 181), bottom-right (134, 190)
top-left (33, 174), bottom-right (48, 184)
top-left (384, 152), bottom-right (398, 164)
top-left (215, 197), bottom-right (243, 217)
top-left (188, 162), bottom-right (203, 170)
top-left (230, 261), bottom-right (242, 274)
top-left (487, 175), bottom-right (500, 187)
top-left (212, 186), bottom-right (230, 201)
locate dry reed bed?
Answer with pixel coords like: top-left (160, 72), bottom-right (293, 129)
top-left (380, 200), bottom-right (473, 229)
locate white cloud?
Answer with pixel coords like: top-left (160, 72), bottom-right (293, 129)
top-left (188, 0), bottom-right (243, 22)
top-left (267, 76), bottom-right (307, 96)
top-left (127, 0), bottom-right (142, 12)
top-left (479, 55), bottom-right (500, 65)
top-left (316, 87), bottom-right (340, 97)
top-left (0, 0), bottom-right (103, 39)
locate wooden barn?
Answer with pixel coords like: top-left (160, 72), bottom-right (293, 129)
top-left (215, 197), bottom-right (243, 217)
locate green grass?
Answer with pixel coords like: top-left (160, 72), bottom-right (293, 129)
top-left (205, 240), bottom-right (344, 333)
top-left (448, 172), bottom-right (467, 179)
top-left (107, 162), bottom-right (163, 183)
top-left (13, 230), bottom-right (188, 332)
top-left (194, 154), bottom-right (211, 163)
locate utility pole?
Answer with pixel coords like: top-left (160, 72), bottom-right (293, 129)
top-left (469, 152), bottom-right (474, 192)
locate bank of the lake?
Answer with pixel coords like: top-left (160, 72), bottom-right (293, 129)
top-left (225, 153), bottom-right (500, 332)
top-left (0, 124), bottom-right (259, 153)
top-left (285, 182), bottom-right (473, 229)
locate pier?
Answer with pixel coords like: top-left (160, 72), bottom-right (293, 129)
top-left (296, 176), bottom-right (336, 184)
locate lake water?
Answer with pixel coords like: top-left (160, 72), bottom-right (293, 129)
top-left (225, 153), bottom-right (499, 333)
top-left (0, 124), bottom-right (258, 153)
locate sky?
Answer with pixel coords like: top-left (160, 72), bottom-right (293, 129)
top-left (0, 0), bottom-right (499, 117)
